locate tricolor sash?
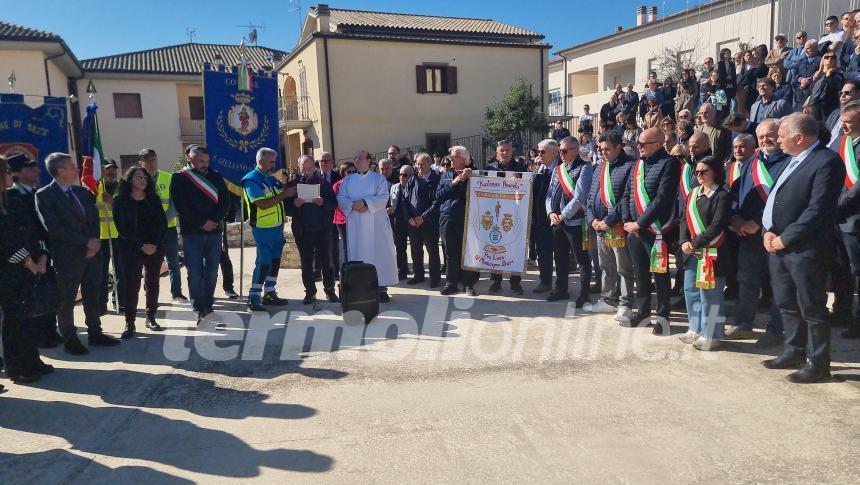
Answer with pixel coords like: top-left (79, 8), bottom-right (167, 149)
top-left (179, 166), bottom-right (219, 204)
top-left (599, 161), bottom-right (625, 247)
top-left (841, 135), bottom-right (859, 189)
top-left (556, 163), bottom-right (575, 198)
top-left (633, 159), bottom-right (670, 273)
top-left (685, 185), bottom-right (726, 289)
top-left (679, 162), bottom-right (693, 201)
top-left (726, 160), bottom-right (741, 188)
top-left (749, 154), bottom-right (774, 203)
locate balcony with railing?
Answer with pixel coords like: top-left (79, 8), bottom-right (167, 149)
top-left (548, 101), bottom-right (566, 117)
top-left (279, 95), bottom-right (316, 130)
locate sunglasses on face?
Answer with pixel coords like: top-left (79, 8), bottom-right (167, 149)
top-left (559, 148), bottom-right (577, 154)
top-left (694, 169), bottom-right (711, 176)
top-left (636, 140), bottom-right (660, 146)
top-left (841, 90), bottom-right (856, 96)
top-left (823, 55), bottom-right (836, 60)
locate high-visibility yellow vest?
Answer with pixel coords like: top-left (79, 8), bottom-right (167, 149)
top-left (154, 170), bottom-right (177, 228)
top-left (242, 169), bottom-right (285, 229)
top-left (96, 181), bottom-right (119, 239)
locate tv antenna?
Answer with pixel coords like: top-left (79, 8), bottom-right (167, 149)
top-left (236, 23), bottom-right (265, 45)
top-left (288, 0), bottom-right (303, 36)
top-left (186, 27), bottom-right (196, 43)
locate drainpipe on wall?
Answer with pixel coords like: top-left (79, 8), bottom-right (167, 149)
top-left (769, 0), bottom-right (776, 50)
top-left (323, 36), bottom-right (335, 159)
top-left (539, 48), bottom-right (546, 115)
top-left (559, 53), bottom-right (569, 117)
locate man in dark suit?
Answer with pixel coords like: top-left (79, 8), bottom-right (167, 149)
top-left (35, 153), bottom-right (120, 355)
top-left (622, 128), bottom-right (681, 335)
top-left (414, 152), bottom-right (442, 286)
top-left (727, 120), bottom-right (790, 348)
top-left (486, 140), bottom-right (528, 295)
top-left (390, 165), bottom-right (413, 282)
top-left (315, 151), bottom-right (341, 280)
top-left (288, 155), bottom-right (338, 305)
top-left (436, 146), bottom-right (479, 296)
top-left (390, 164), bottom-right (440, 287)
top-left (762, 113), bottom-right (845, 383)
top-left (836, 103), bottom-right (860, 338)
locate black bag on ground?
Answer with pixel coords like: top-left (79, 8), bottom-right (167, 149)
top-left (339, 261), bottom-right (379, 324)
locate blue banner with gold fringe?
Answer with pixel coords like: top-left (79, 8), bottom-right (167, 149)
top-left (203, 64), bottom-right (279, 185)
top-left (0, 94), bottom-right (69, 186)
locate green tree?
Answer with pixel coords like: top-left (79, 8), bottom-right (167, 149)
top-left (483, 78), bottom-right (548, 154)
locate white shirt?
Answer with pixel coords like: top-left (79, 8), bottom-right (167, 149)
top-left (820, 29), bottom-right (846, 45)
top-left (762, 140), bottom-right (820, 230)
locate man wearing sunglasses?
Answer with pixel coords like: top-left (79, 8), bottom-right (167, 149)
top-left (621, 128), bottom-right (680, 335)
top-left (783, 31), bottom-right (808, 86)
top-left (486, 140), bottom-right (528, 295)
top-left (825, 81), bottom-right (860, 149)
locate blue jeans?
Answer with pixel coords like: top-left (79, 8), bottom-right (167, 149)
top-left (735, 236), bottom-right (783, 334)
top-left (182, 232), bottom-right (221, 314)
top-left (684, 255), bottom-right (726, 340)
top-left (163, 227), bottom-right (183, 297)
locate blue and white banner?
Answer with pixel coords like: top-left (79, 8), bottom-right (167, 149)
top-left (203, 65), bottom-right (279, 185)
top-left (0, 94), bottom-right (69, 186)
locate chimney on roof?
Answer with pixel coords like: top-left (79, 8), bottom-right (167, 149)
top-left (616, 26), bottom-right (623, 32)
top-left (648, 6), bottom-right (658, 23)
top-left (636, 5), bottom-right (647, 26)
top-left (315, 4), bottom-right (331, 33)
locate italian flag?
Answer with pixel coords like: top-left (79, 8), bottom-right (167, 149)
top-left (237, 62), bottom-right (254, 91)
top-left (80, 103), bottom-right (105, 193)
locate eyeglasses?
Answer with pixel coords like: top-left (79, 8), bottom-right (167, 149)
top-left (694, 169), bottom-right (711, 176)
top-left (840, 90), bottom-right (856, 96)
top-left (559, 148), bottom-right (577, 154)
top-left (636, 140), bottom-right (660, 146)
top-left (796, 35), bottom-right (807, 39)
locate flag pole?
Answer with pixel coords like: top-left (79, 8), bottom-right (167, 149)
top-left (239, 194), bottom-right (245, 298)
top-left (104, 180), bottom-right (119, 314)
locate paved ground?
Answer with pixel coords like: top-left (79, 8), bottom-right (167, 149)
top-left (1, 248), bottom-right (860, 484)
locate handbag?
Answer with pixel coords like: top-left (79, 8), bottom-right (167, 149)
top-left (25, 267), bottom-right (59, 318)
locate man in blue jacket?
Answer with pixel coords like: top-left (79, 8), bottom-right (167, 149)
top-left (545, 137), bottom-right (594, 307)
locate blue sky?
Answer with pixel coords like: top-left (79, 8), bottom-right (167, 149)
top-left (5, 0), bottom-right (709, 60)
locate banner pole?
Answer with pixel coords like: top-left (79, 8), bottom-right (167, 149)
top-left (239, 194), bottom-right (245, 298)
top-left (102, 181), bottom-right (119, 313)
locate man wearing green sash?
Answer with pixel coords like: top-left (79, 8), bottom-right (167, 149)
top-left (836, 102), bottom-right (860, 338)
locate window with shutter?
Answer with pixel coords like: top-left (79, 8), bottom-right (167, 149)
top-left (445, 66), bottom-right (457, 94)
top-left (113, 93), bottom-right (143, 118)
top-left (417, 64), bottom-right (453, 94)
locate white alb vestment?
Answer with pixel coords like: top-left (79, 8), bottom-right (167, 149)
top-left (337, 170), bottom-right (399, 286)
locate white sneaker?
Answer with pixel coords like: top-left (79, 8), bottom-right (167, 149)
top-left (692, 337), bottom-right (721, 351)
top-left (584, 300), bottom-right (616, 314)
top-left (678, 330), bottom-right (700, 344)
top-left (613, 306), bottom-right (633, 323)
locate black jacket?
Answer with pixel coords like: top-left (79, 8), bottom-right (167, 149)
top-left (624, 148), bottom-right (681, 230)
top-left (587, 153), bottom-right (634, 228)
top-left (765, 144), bottom-right (844, 252)
top-left (436, 170), bottom-right (469, 224)
top-left (35, 181), bottom-right (100, 262)
top-left (391, 176), bottom-right (435, 225)
top-left (730, 150), bottom-right (790, 226)
top-left (286, 175), bottom-right (337, 236)
top-left (112, 194), bottom-right (167, 252)
top-left (717, 60), bottom-right (737, 98)
top-left (679, 186), bottom-right (733, 277)
top-left (1, 190), bottom-right (46, 294)
top-left (486, 159), bottom-right (528, 173)
top-left (170, 167), bottom-right (230, 236)
top-left (809, 70), bottom-right (844, 122)
top-left (838, 137), bottom-right (860, 234)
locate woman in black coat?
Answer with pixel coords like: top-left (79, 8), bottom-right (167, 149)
top-left (112, 166), bottom-right (167, 338)
top-left (807, 51), bottom-right (844, 121)
top-left (678, 156), bottom-right (731, 351)
top-left (0, 156), bottom-right (50, 384)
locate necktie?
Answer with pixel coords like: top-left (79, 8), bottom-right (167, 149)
top-left (66, 188), bottom-right (86, 221)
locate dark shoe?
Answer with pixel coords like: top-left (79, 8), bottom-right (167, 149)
top-left (407, 277), bottom-right (426, 285)
top-left (841, 326), bottom-right (860, 339)
top-left (546, 291), bottom-right (570, 302)
top-left (145, 317), bottom-right (163, 331)
top-left (10, 373), bottom-right (41, 384)
top-left (532, 282), bottom-right (552, 294)
top-left (302, 294), bottom-right (316, 305)
top-left (247, 299), bottom-right (267, 312)
top-left (379, 292), bottom-right (391, 303)
top-left (120, 324), bottom-right (136, 340)
top-left (429, 279), bottom-right (441, 289)
top-left (575, 296), bottom-right (589, 308)
top-left (325, 290), bottom-right (340, 303)
top-left (620, 314), bottom-right (650, 328)
top-left (398, 274), bottom-right (408, 281)
top-left (262, 293), bottom-right (289, 307)
top-left (224, 289), bottom-right (240, 299)
top-left (35, 361), bottom-right (54, 375)
top-left (511, 282), bottom-right (524, 295)
top-left (89, 332), bottom-right (120, 347)
top-left (651, 317), bottom-right (670, 336)
top-left (762, 355), bottom-right (805, 370)
top-left (172, 294), bottom-right (189, 303)
top-left (64, 338), bottom-right (89, 355)
top-left (786, 363), bottom-right (831, 383)
top-left (465, 286), bottom-right (478, 297)
top-left (440, 285), bottom-right (459, 295)
top-left (488, 281), bottom-right (502, 294)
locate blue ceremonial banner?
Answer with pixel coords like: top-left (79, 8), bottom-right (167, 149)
top-left (0, 94), bottom-right (69, 186)
top-left (203, 65), bottom-right (279, 185)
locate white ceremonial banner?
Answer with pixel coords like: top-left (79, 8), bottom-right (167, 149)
top-left (462, 172), bottom-right (534, 274)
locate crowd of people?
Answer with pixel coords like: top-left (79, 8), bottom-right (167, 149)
top-left (2, 13), bottom-right (860, 392)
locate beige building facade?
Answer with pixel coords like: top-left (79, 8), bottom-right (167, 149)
top-left (550, 0), bottom-right (857, 122)
top-left (278, 5), bottom-right (548, 165)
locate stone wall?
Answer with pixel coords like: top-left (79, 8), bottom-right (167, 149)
top-left (224, 221), bottom-right (301, 269)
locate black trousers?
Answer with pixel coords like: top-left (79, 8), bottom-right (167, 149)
top-left (297, 230), bottom-right (335, 295)
top-left (314, 229), bottom-right (340, 278)
top-left (769, 247), bottom-right (831, 367)
top-left (394, 221), bottom-right (410, 278)
top-left (409, 221), bottom-right (441, 282)
top-left (119, 246), bottom-right (165, 323)
top-left (220, 226), bottom-right (235, 292)
top-left (627, 231), bottom-right (671, 318)
top-left (551, 222), bottom-right (591, 301)
top-left (831, 233), bottom-right (855, 322)
top-left (0, 290), bottom-right (41, 377)
top-left (441, 218), bottom-right (478, 288)
top-left (55, 253), bottom-right (104, 340)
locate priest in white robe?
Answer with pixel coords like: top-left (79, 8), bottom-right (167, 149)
top-left (337, 150), bottom-right (399, 301)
